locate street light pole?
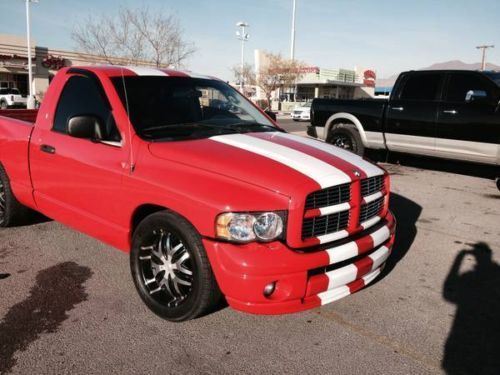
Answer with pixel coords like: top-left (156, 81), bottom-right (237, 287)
top-left (236, 22), bottom-right (249, 93)
top-left (25, 0), bottom-right (38, 109)
top-left (476, 45), bottom-right (495, 71)
top-left (290, 0), bottom-right (297, 60)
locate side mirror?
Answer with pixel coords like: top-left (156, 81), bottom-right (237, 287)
top-left (67, 115), bottom-right (105, 140)
top-left (265, 110), bottom-right (277, 121)
top-left (465, 90), bottom-right (488, 103)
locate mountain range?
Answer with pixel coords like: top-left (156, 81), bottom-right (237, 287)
top-left (377, 60), bottom-right (500, 87)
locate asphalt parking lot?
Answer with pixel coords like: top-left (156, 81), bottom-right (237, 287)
top-left (1, 120), bottom-right (499, 374)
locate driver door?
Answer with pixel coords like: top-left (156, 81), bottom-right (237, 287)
top-left (30, 73), bottom-right (130, 244)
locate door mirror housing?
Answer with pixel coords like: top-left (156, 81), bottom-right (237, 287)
top-left (265, 110), bottom-right (277, 121)
top-left (67, 115), bottom-right (105, 140)
top-left (465, 90), bottom-right (488, 103)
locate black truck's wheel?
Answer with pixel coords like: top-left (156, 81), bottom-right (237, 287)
top-left (0, 164), bottom-right (28, 227)
top-left (328, 122), bottom-right (365, 156)
top-left (130, 210), bottom-right (222, 322)
top-left (496, 178), bottom-right (500, 191)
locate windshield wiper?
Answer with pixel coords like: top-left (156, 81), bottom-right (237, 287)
top-left (140, 122), bottom-right (240, 139)
top-left (227, 122), bottom-right (285, 132)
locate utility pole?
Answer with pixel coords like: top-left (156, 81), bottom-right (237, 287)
top-left (476, 45), bottom-right (495, 71)
top-left (25, 0), bottom-right (38, 109)
top-left (236, 22), bottom-right (249, 92)
top-left (290, 0), bottom-right (297, 60)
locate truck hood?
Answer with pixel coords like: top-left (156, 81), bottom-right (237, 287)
top-left (148, 131), bottom-right (383, 195)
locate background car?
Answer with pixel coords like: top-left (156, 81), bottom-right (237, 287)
top-left (0, 88), bottom-right (28, 109)
top-left (291, 101), bottom-right (311, 121)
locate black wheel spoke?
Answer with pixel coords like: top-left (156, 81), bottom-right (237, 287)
top-left (0, 179), bottom-right (5, 224)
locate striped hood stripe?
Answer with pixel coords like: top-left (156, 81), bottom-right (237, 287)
top-left (125, 66), bottom-right (169, 76)
top-left (210, 133), bottom-right (351, 187)
top-left (274, 132), bottom-right (383, 178)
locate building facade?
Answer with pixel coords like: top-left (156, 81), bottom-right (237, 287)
top-left (253, 49), bottom-right (377, 111)
top-left (0, 33), bottom-right (158, 102)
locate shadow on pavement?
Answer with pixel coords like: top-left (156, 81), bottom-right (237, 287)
top-left (375, 192), bottom-right (422, 284)
top-left (366, 150), bottom-right (499, 181)
top-left (442, 242), bottom-right (500, 375)
top-left (0, 262), bottom-right (92, 374)
top-left (11, 210), bottom-right (52, 228)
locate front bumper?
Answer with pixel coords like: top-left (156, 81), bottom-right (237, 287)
top-left (204, 211), bottom-right (396, 314)
top-left (291, 113), bottom-right (310, 120)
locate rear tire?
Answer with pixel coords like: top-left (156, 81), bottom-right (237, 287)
top-left (496, 178), bottom-right (500, 191)
top-left (0, 101), bottom-right (7, 110)
top-left (0, 164), bottom-right (29, 227)
top-left (327, 122), bottom-right (365, 156)
top-left (130, 210), bottom-right (222, 322)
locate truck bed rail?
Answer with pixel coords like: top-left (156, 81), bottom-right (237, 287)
top-left (0, 109), bottom-right (38, 124)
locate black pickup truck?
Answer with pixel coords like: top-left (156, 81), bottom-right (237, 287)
top-left (309, 70), bottom-right (500, 167)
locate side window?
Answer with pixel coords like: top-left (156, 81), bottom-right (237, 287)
top-left (445, 73), bottom-right (491, 102)
top-left (53, 75), bottom-right (121, 142)
top-left (399, 73), bottom-right (442, 101)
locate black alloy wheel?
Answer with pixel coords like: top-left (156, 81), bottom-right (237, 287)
top-left (0, 177), bottom-right (5, 226)
top-left (331, 133), bottom-right (355, 151)
top-left (328, 123), bottom-right (365, 156)
top-left (130, 211), bottom-right (222, 321)
top-left (0, 164), bottom-right (28, 227)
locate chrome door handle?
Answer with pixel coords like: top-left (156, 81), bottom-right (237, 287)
top-left (40, 144), bottom-right (56, 154)
top-left (391, 106), bottom-right (404, 111)
top-left (442, 110), bottom-right (457, 115)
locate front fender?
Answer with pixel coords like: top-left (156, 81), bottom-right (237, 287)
top-left (324, 112), bottom-right (369, 147)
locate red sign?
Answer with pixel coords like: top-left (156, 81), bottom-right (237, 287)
top-left (364, 69), bottom-right (376, 80)
top-left (42, 55), bottom-right (66, 70)
top-left (363, 69), bottom-right (376, 87)
top-left (298, 66), bottom-right (320, 74)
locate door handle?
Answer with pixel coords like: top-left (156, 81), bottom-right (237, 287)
top-left (442, 110), bottom-right (458, 115)
top-left (391, 106), bottom-right (404, 111)
top-left (40, 144), bottom-right (56, 154)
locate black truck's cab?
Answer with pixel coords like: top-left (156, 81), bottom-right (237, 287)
top-left (309, 70), bottom-right (500, 167)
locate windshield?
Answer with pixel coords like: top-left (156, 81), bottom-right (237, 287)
top-left (484, 72), bottom-right (500, 86)
top-left (112, 76), bottom-right (277, 141)
top-left (0, 88), bottom-right (20, 95)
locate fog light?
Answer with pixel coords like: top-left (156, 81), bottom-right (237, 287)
top-left (263, 281), bottom-right (276, 297)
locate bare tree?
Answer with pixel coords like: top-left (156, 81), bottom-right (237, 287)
top-left (72, 6), bottom-right (196, 68)
top-left (254, 51), bottom-right (304, 108)
top-left (231, 63), bottom-right (256, 87)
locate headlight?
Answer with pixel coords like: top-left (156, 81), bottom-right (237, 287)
top-left (216, 211), bottom-right (285, 243)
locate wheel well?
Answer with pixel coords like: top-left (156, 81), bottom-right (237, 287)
top-left (131, 204), bottom-right (167, 234)
top-left (327, 119), bottom-right (354, 139)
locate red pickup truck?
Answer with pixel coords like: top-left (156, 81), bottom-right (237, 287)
top-left (0, 66), bottom-right (395, 321)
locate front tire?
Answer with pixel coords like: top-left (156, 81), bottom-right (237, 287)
top-left (327, 122), bottom-right (365, 156)
top-left (0, 164), bottom-right (29, 227)
top-left (0, 101), bottom-right (7, 110)
top-left (130, 210), bottom-right (222, 322)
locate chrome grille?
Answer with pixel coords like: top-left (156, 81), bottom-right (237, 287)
top-left (302, 210), bottom-right (350, 238)
top-left (359, 196), bottom-right (384, 223)
top-left (305, 183), bottom-right (350, 210)
top-left (361, 176), bottom-right (384, 197)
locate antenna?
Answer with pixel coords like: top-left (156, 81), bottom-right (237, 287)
top-left (120, 66), bottom-right (135, 174)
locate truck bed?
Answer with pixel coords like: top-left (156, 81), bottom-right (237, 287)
top-left (0, 109), bottom-right (37, 210)
top-left (311, 98), bottom-right (387, 133)
top-left (0, 109), bottom-right (38, 124)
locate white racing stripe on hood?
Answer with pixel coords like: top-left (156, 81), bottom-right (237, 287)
top-left (274, 132), bottom-right (383, 178)
top-left (211, 133), bottom-right (351, 187)
top-left (126, 66), bottom-right (169, 76)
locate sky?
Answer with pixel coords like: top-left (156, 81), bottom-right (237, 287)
top-left (1, 0), bottom-right (499, 80)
